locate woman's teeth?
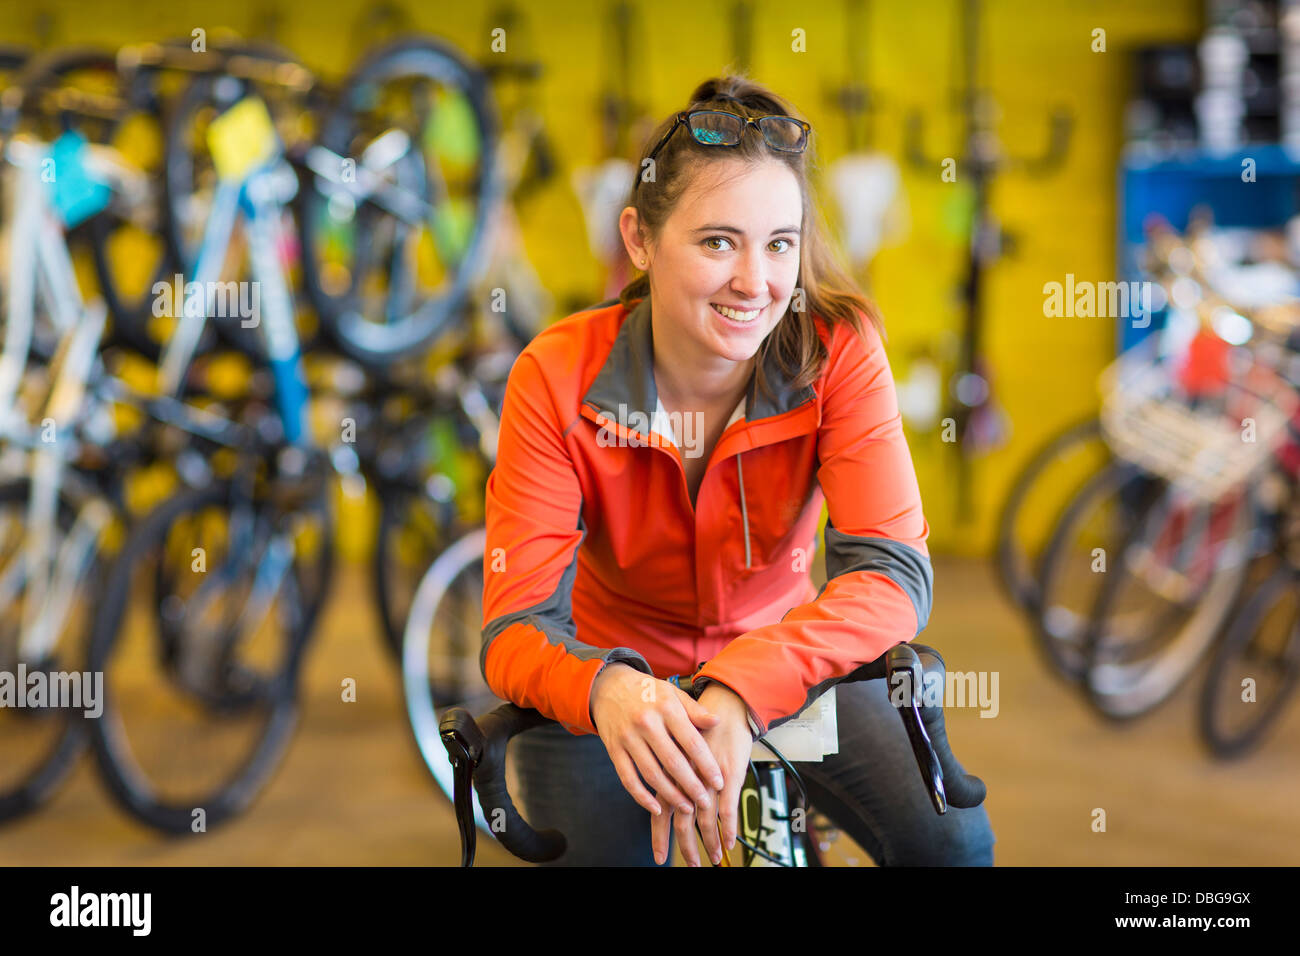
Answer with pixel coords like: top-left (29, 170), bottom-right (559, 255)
top-left (712, 303), bottom-right (761, 323)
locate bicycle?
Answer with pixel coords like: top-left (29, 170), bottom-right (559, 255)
top-left (437, 642), bottom-right (987, 867)
top-left (1017, 215), bottom-right (1300, 718)
top-left (1075, 223), bottom-right (1300, 719)
top-left (0, 67), bottom-right (161, 822)
top-left (77, 35), bottom-right (509, 832)
top-left (81, 68), bottom-right (339, 831)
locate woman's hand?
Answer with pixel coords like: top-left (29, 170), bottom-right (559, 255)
top-left (653, 681), bottom-right (753, 866)
top-left (589, 662), bottom-right (726, 850)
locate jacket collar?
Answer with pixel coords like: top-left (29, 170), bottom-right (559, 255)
top-left (581, 295), bottom-right (817, 427)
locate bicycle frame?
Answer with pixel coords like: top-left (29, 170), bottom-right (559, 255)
top-left (157, 157), bottom-right (311, 447)
top-left (160, 95), bottom-right (434, 445)
top-left (0, 139), bottom-right (82, 428)
top-left (739, 757), bottom-right (811, 867)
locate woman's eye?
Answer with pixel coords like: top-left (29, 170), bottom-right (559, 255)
top-left (770, 238), bottom-right (794, 253)
top-left (704, 236), bottom-right (733, 251)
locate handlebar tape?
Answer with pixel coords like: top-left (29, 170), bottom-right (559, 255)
top-left (469, 704), bottom-right (567, 863)
top-left (907, 646), bottom-right (988, 809)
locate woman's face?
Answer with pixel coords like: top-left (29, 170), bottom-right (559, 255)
top-left (636, 157), bottom-right (803, 366)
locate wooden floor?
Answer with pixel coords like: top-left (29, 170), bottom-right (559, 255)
top-left (3, 556), bottom-right (1298, 866)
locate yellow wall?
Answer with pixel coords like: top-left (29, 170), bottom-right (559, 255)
top-left (2, 0), bottom-right (1203, 555)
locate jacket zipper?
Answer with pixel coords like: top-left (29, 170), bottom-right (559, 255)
top-left (736, 451), bottom-right (751, 570)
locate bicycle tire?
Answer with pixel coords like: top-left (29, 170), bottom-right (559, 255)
top-left (1033, 460), bottom-right (1164, 683)
top-left (401, 525), bottom-right (501, 836)
top-left (86, 478), bottom-right (330, 833)
top-left (0, 478), bottom-right (103, 824)
top-left (373, 482), bottom-right (453, 660)
top-left (5, 47), bottom-right (177, 361)
top-left (371, 401), bottom-right (490, 660)
top-left (298, 36), bottom-right (502, 366)
top-left (994, 417), bottom-right (1107, 614)
top-left (1082, 482), bottom-right (1255, 721)
top-left (1197, 563), bottom-right (1300, 758)
top-left (87, 66), bottom-right (182, 362)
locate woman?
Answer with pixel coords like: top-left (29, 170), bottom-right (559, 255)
top-left (481, 75), bottom-right (995, 866)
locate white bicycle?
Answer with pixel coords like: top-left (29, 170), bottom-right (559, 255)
top-left (0, 129), bottom-right (134, 823)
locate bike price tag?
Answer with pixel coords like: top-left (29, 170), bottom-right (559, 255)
top-left (207, 95), bottom-right (279, 182)
top-left (751, 687), bottom-right (838, 763)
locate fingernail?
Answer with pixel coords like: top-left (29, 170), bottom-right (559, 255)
top-left (727, 834), bottom-right (736, 849)
top-left (651, 802), bottom-right (661, 816)
top-left (712, 776), bottom-right (724, 789)
top-left (712, 851), bottom-right (722, 865)
top-left (679, 803), bottom-right (692, 814)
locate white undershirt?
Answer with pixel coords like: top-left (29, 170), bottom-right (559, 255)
top-left (650, 393), bottom-right (747, 449)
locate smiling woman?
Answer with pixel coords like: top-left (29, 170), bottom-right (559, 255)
top-left (483, 74), bottom-right (995, 867)
top-left (617, 80), bottom-right (883, 414)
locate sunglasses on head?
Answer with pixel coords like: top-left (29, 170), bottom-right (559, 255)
top-left (634, 108), bottom-right (812, 193)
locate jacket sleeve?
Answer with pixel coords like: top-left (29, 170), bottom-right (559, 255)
top-left (692, 316), bottom-right (933, 737)
top-left (480, 348), bottom-right (654, 736)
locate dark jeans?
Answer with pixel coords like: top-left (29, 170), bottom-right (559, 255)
top-left (510, 676), bottom-right (996, 866)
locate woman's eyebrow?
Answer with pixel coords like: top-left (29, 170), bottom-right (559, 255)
top-left (690, 224), bottom-right (801, 236)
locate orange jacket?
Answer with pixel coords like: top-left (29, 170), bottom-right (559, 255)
top-left (481, 294), bottom-right (932, 738)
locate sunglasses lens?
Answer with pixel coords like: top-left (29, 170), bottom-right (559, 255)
top-left (688, 111), bottom-right (743, 146)
top-left (758, 117), bottom-right (807, 151)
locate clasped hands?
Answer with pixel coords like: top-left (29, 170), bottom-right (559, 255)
top-left (590, 661), bottom-right (754, 866)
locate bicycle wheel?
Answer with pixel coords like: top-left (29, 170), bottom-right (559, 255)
top-left (1033, 460), bottom-right (1165, 682)
top-left (1198, 562), bottom-right (1300, 757)
top-left (7, 48), bottom-right (177, 361)
top-left (372, 405), bottom-right (490, 659)
top-left (401, 526), bottom-right (501, 834)
top-left (299, 36), bottom-right (502, 365)
top-left (1082, 482), bottom-right (1256, 720)
top-left (373, 485), bottom-right (453, 660)
top-left (87, 477), bottom-right (332, 833)
top-left (88, 61), bottom-right (185, 361)
top-left (0, 478), bottom-right (109, 823)
top-left (995, 417), bottom-right (1108, 614)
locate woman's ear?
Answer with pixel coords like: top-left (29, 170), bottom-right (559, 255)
top-left (619, 206), bottom-right (650, 269)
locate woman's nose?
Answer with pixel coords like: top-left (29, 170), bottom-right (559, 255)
top-left (730, 251), bottom-right (767, 298)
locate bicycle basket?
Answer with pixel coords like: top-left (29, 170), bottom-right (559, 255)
top-left (1100, 331), bottom-right (1299, 505)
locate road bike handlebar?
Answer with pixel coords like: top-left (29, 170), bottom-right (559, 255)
top-left (439, 642), bottom-right (987, 866)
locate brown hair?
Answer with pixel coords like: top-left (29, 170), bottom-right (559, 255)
top-left (618, 74), bottom-right (884, 402)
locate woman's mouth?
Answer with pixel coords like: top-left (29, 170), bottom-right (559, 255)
top-left (710, 302), bottom-right (764, 325)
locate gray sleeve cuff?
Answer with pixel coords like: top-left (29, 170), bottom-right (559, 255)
top-left (597, 647), bottom-right (654, 677)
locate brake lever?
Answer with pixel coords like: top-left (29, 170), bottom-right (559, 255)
top-left (440, 708), bottom-right (487, 868)
top-left (444, 736), bottom-right (478, 868)
top-left (885, 644), bottom-right (948, 815)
